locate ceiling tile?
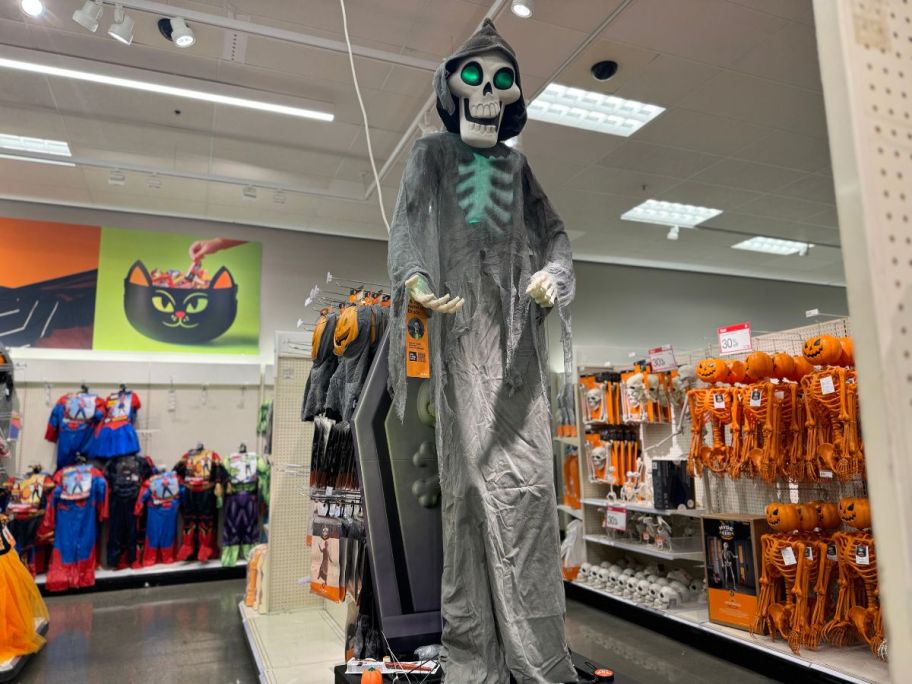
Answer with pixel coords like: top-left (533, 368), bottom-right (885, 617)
top-left (729, 20), bottom-right (822, 90)
top-left (777, 174), bottom-right (836, 204)
top-left (522, 120), bottom-right (625, 166)
top-left (804, 205), bottom-right (840, 229)
top-left (633, 107), bottom-right (770, 156)
top-left (497, 19), bottom-right (589, 79)
top-left (724, 0), bottom-right (815, 26)
top-left (553, 39), bottom-right (659, 95)
top-left (691, 158), bottom-right (806, 192)
top-left (655, 180), bottom-right (764, 211)
top-left (596, 140), bottom-right (720, 178)
top-left (614, 54), bottom-right (721, 107)
top-left (733, 129), bottom-right (831, 171)
top-left (565, 164), bottom-right (681, 199)
top-left (708, 212), bottom-right (840, 244)
top-left (737, 193), bottom-right (834, 222)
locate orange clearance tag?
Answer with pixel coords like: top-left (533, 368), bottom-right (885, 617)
top-left (406, 301), bottom-right (431, 378)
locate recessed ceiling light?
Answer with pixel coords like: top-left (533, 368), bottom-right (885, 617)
top-left (527, 84), bottom-right (664, 137)
top-left (72, 0), bottom-right (103, 32)
top-left (0, 57), bottom-right (334, 122)
top-left (108, 5), bottom-right (135, 46)
top-left (621, 199), bottom-right (722, 228)
top-left (511, 0), bottom-right (533, 18)
top-left (0, 133), bottom-right (71, 157)
top-left (0, 153), bottom-right (74, 167)
top-left (20, 0), bottom-right (44, 18)
top-left (732, 236), bottom-right (814, 256)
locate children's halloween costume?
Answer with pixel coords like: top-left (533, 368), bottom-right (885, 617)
top-left (134, 471), bottom-right (183, 566)
top-left (90, 390), bottom-right (141, 458)
top-left (39, 463), bottom-right (108, 591)
top-left (174, 448), bottom-right (226, 562)
top-left (44, 391), bottom-right (105, 469)
top-left (5, 469), bottom-right (54, 573)
top-left (0, 523), bottom-right (49, 661)
top-left (104, 454), bottom-right (155, 568)
top-left (221, 450), bottom-right (260, 567)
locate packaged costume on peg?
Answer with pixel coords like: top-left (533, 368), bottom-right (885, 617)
top-left (90, 389), bottom-right (141, 458)
top-left (221, 447), bottom-right (260, 567)
top-left (134, 471), bottom-right (183, 566)
top-left (5, 467), bottom-right (54, 573)
top-left (104, 454), bottom-right (155, 568)
top-left (45, 390), bottom-right (105, 469)
top-left (174, 447), bottom-right (226, 562)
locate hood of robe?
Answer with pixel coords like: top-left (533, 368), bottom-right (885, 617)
top-left (433, 18), bottom-right (527, 142)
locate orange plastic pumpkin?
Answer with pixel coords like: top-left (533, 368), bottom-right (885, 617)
top-left (727, 360), bottom-right (747, 384)
top-left (771, 352), bottom-right (795, 380)
top-left (803, 335), bottom-right (842, 365)
top-left (795, 503), bottom-right (819, 533)
top-left (790, 355), bottom-right (814, 381)
top-left (745, 351), bottom-right (774, 381)
top-left (839, 337), bottom-right (855, 366)
top-left (361, 667), bottom-right (383, 684)
top-left (765, 502), bottom-right (800, 532)
top-left (839, 497), bottom-right (872, 530)
top-left (696, 358), bottom-right (727, 384)
top-left (813, 501), bottom-right (841, 530)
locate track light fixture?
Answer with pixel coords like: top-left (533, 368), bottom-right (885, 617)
top-left (158, 17), bottom-right (195, 48)
top-left (510, 0), bottom-right (534, 18)
top-left (108, 4), bottom-right (135, 45)
top-left (666, 225), bottom-right (680, 241)
top-left (72, 0), bottom-right (103, 32)
top-left (20, 0), bottom-right (44, 17)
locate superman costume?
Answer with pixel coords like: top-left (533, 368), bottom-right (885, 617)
top-left (221, 450), bottom-right (260, 567)
top-left (5, 469), bottom-right (54, 574)
top-left (90, 390), bottom-right (141, 458)
top-left (39, 463), bottom-right (108, 592)
top-left (134, 472), bottom-right (183, 566)
top-left (44, 392), bottom-right (105, 469)
top-left (104, 454), bottom-right (155, 568)
top-left (174, 448), bottom-right (226, 562)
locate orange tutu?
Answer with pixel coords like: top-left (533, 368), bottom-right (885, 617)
top-left (0, 528), bottom-right (49, 662)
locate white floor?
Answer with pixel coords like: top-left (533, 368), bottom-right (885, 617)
top-left (239, 602), bottom-right (344, 684)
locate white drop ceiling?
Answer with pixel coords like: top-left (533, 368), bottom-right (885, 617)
top-left (0, 0), bottom-right (844, 285)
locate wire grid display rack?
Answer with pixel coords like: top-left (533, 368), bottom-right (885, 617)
top-left (668, 317), bottom-right (867, 516)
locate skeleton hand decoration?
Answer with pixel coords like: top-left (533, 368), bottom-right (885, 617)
top-left (405, 274), bottom-right (464, 314)
top-left (525, 270), bottom-right (557, 308)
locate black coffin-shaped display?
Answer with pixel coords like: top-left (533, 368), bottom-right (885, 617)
top-left (123, 260), bottom-right (238, 344)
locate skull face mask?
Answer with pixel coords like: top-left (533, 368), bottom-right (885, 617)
top-left (446, 50), bottom-right (521, 148)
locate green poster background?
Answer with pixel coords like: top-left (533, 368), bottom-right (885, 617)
top-left (93, 227), bottom-right (261, 354)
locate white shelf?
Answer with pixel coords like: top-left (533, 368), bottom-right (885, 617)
top-left (0, 618), bottom-right (48, 681)
top-left (570, 581), bottom-right (889, 683)
top-left (35, 558), bottom-right (245, 586)
top-left (584, 534), bottom-right (703, 561)
top-left (582, 498), bottom-right (704, 517)
top-left (557, 504), bottom-right (583, 519)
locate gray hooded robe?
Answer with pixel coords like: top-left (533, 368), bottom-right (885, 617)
top-left (387, 20), bottom-right (577, 684)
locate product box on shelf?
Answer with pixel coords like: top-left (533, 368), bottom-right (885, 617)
top-left (651, 459), bottom-right (695, 510)
top-left (701, 513), bottom-right (771, 631)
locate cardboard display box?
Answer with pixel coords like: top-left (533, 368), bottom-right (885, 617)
top-left (701, 513), bottom-right (773, 631)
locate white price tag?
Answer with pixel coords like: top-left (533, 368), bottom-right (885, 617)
top-left (648, 345), bottom-right (677, 371)
top-left (781, 547), bottom-right (797, 566)
top-left (717, 322), bottom-right (753, 356)
top-left (827, 543), bottom-right (838, 561)
top-left (820, 375), bottom-right (836, 395)
top-left (749, 389), bottom-right (762, 407)
top-left (603, 505), bottom-right (628, 532)
top-left (774, 390), bottom-right (784, 400)
top-left (804, 547), bottom-right (814, 561)
top-left (806, 308), bottom-right (820, 318)
top-left (819, 469), bottom-right (834, 479)
top-left (855, 544), bottom-right (870, 565)
top-left (712, 393), bottom-right (726, 409)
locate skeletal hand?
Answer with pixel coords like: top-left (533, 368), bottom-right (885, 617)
top-left (405, 274), bottom-right (464, 314)
top-left (526, 270), bottom-right (557, 307)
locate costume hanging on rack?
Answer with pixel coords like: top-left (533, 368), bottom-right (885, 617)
top-left (221, 447), bottom-right (260, 567)
top-left (302, 311), bottom-right (340, 421)
top-left (90, 389), bottom-right (141, 458)
top-left (0, 521), bottom-right (49, 661)
top-left (44, 390), bottom-right (105, 469)
top-left (4, 468), bottom-right (54, 574)
top-left (39, 462), bottom-right (108, 591)
top-left (134, 471), bottom-right (183, 566)
top-left (104, 454), bottom-right (155, 569)
top-left (174, 447), bottom-right (226, 562)
top-left (387, 20), bottom-right (576, 682)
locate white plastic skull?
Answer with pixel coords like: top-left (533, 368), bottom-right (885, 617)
top-left (590, 446), bottom-right (607, 472)
top-left (690, 579), bottom-right (706, 601)
top-left (636, 579), bottom-right (651, 602)
top-left (596, 567), bottom-right (611, 587)
top-left (667, 569), bottom-right (693, 585)
top-left (658, 585), bottom-right (680, 609)
top-left (669, 580), bottom-right (690, 602)
top-left (625, 375), bottom-right (645, 407)
top-left (446, 50), bottom-right (521, 149)
top-left (647, 581), bottom-right (664, 605)
top-left (578, 563), bottom-right (592, 583)
top-left (607, 566), bottom-right (622, 591)
top-left (624, 575), bottom-right (639, 597)
top-left (655, 577), bottom-right (670, 587)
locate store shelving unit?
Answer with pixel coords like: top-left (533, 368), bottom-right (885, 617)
top-left (0, 618), bottom-right (48, 683)
top-left (582, 534), bottom-right (703, 562)
top-left (34, 558), bottom-right (246, 589)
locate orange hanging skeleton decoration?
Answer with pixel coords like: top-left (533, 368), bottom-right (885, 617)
top-left (803, 368), bottom-right (864, 480)
top-left (745, 351), bottom-right (774, 381)
top-left (823, 498), bottom-right (884, 659)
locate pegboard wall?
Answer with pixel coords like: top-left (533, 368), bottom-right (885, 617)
top-left (264, 354), bottom-right (323, 613)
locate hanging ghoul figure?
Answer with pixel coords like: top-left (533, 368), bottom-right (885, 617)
top-left (388, 19), bottom-right (576, 683)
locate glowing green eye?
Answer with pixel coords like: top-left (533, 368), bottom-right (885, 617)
top-left (493, 68), bottom-right (514, 90)
top-left (185, 295), bottom-right (208, 314)
top-left (152, 294), bottom-right (174, 313)
top-left (460, 62), bottom-right (482, 86)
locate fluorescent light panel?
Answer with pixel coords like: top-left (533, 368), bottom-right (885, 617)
top-left (527, 84), bottom-right (664, 137)
top-left (0, 153), bottom-right (75, 167)
top-left (621, 199), bottom-right (722, 228)
top-left (732, 236), bottom-right (813, 256)
top-left (0, 57), bottom-right (334, 122)
top-left (0, 133), bottom-right (71, 157)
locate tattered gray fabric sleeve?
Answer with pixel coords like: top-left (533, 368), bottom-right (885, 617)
top-left (387, 140), bottom-right (440, 419)
top-left (522, 156), bottom-right (576, 383)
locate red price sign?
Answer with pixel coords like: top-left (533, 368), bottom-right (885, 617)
top-left (603, 505), bottom-right (628, 532)
top-left (717, 322), bottom-right (752, 356)
top-left (648, 344), bottom-right (677, 371)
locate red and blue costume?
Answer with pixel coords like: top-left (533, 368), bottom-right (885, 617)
top-left (174, 449), bottom-right (226, 562)
top-left (39, 463), bottom-right (108, 592)
top-left (134, 472), bottom-right (183, 566)
top-left (4, 469), bottom-right (54, 575)
top-left (44, 392), bottom-right (105, 469)
top-left (90, 390), bottom-right (141, 458)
